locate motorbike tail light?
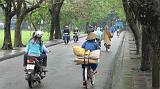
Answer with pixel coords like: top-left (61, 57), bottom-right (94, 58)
top-left (27, 59), bottom-right (34, 63)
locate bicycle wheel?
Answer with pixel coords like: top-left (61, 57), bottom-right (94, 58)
top-left (83, 67), bottom-right (88, 89)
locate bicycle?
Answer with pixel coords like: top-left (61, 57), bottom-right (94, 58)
top-left (82, 52), bottom-right (95, 89)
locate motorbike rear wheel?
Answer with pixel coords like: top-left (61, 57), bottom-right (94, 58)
top-left (73, 36), bottom-right (77, 43)
top-left (64, 40), bottom-right (68, 44)
top-left (28, 74), bottom-right (34, 88)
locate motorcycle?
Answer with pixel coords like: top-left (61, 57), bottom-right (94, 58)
top-left (63, 33), bottom-right (70, 44)
top-left (73, 32), bottom-right (78, 43)
top-left (25, 56), bottom-right (46, 88)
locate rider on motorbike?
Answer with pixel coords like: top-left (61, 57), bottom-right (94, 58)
top-left (63, 25), bottom-right (70, 44)
top-left (23, 31), bottom-right (49, 71)
top-left (73, 27), bottom-right (79, 41)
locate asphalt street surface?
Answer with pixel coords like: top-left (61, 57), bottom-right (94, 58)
top-left (0, 33), bottom-right (124, 89)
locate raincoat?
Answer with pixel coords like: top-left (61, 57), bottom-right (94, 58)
top-left (103, 25), bottom-right (111, 45)
top-left (94, 27), bottom-right (102, 40)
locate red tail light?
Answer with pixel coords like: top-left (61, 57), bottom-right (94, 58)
top-left (27, 59), bottom-right (34, 63)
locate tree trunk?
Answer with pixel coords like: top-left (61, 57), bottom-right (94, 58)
top-left (51, 0), bottom-right (64, 39)
top-left (122, 0), bottom-right (140, 54)
top-left (2, 14), bottom-right (12, 50)
top-left (14, 15), bottom-right (24, 47)
top-left (86, 22), bottom-right (89, 33)
top-left (49, 15), bottom-right (54, 40)
top-left (140, 25), bottom-right (151, 71)
top-left (152, 51), bottom-right (159, 88)
top-left (13, 0), bottom-right (44, 47)
top-left (54, 11), bottom-right (61, 39)
top-left (49, 3), bottom-right (55, 40)
top-left (127, 21), bottom-right (140, 54)
top-left (151, 20), bottom-right (160, 88)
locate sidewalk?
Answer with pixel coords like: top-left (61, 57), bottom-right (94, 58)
top-left (0, 34), bottom-right (87, 61)
top-left (0, 39), bottom-right (64, 61)
top-left (112, 31), bottom-right (151, 89)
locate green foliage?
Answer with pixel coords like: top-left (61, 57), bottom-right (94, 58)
top-left (25, 3), bottom-right (51, 31)
top-left (61, 0), bottom-right (125, 28)
top-left (24, 0), bottom-right (125, 29)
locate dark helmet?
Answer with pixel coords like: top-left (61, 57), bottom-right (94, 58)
top-left (89, 25), bottom-right (93, 28)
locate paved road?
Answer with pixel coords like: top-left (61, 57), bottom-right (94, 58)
top-left (0, 32), bottom-right (124, 89)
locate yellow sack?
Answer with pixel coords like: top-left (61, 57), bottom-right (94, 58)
top-left (73, 46), bottom-right (85, 56)
top-left (74, 58), bottom-right (96, 65)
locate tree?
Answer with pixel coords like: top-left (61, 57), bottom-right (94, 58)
top-left (13, 0), bottom-right (44, 47)
top-left (29, 5), bottom-right (50, 32)
top-left (122, 0), bottom-right (160, 88)
top-left (0, 0), bottom-right (15, 49)
top-left (49, 0), bottom-right (64, 40)
top-left (60, 0), bottom-right (125, 30)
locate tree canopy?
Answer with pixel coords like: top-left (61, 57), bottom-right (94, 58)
top-left (61, 0), bottom-right (125, 28)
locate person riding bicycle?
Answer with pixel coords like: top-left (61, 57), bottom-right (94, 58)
top-left (24, 31), bottom-right (49, 71)
top-left (73, 27), bottom-right (79, 41)
top-left (81, 32), bottom-right (100, 86)
top-left (63, 25), bottom-right (70, 43)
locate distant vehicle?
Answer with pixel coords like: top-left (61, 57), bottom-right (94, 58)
top-left (63, 33), bottom-right (70, 44)
top-left (73, 32), bottom-right (78, 43)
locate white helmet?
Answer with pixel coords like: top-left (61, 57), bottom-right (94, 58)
top-left (65, 25), bottom-right (69, 28)
top-left (34, 31), bottom-right (43, 37)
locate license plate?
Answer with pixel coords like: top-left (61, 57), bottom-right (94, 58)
top-left (27, 64), bottom-right (35, 69)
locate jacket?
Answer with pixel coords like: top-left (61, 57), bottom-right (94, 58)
top-left (82, 40), bottom-right (100, 52)
top-left (25, 39), bottom-right (49, 57)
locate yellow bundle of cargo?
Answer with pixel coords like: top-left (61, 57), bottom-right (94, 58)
top-left (73, 46), bottom-right (86, 56)
top-left (89, 50), bottom-right (100, 60)
top-left (74, 58), bottom-right (97, 65)
top-left (73, 46), bottom-right (100, 65)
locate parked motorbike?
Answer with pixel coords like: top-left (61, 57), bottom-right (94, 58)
top-left (63, 33), bottom-right (70, 44)
top-left (25, 56), bottom-right (46, 88)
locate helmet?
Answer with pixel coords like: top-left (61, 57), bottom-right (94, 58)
top-left (65, 25), bottom-right (69, 28)
top-left (89, 25), bottom-right (93, 28)
top-left (34, 31), bottom-right (43, 37)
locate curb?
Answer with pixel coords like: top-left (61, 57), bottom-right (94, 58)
top-left (0, 35), bottom-right (87, 62)
top-left (110, 31), bottom-right (126, 89)
top-left (104, 31), bottom-right (126, 89)
top-left (0, 52), bottom-right (25, 62)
